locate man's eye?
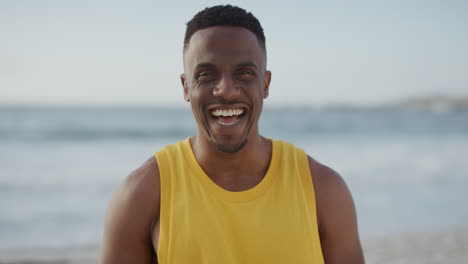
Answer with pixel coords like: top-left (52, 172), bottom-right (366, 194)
top-left (237, 70), bottom-right (254, 80)
top-left (198, 72), bottom-right (215, 81)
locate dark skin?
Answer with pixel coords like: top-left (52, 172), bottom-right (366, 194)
top-left (100, 26), bottom-right (365, 264)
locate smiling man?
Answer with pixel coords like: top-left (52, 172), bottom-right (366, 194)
top-left (100, 5), bottom-right (364, 264)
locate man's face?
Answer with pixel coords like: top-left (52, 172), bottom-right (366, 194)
top-left (182, 26), bottom-right (271, 153)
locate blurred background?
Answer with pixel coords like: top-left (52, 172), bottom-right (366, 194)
top-left (1, 0), bottom-right (467, 263)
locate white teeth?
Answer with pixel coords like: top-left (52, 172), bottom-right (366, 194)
top-left (211, 108), bottom-right (244, 117)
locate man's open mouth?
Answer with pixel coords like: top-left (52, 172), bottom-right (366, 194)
top-left (210, 108), bottom-right (246, 126)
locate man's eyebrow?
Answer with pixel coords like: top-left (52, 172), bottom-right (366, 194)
top-left (194, 62), bottom-right (258, 70)
top-left (237, 62), bottom-right (257, 69)
top-left (194, 63), bottom-right (216, 70)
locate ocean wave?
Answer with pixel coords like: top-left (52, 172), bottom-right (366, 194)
top-left (1, 106), bottom-right (467, 142)
top-left (0, 127), bottom-right (193, 141)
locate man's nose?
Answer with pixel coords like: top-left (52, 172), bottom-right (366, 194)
top-left (212, 75), bottom-right (240, 100)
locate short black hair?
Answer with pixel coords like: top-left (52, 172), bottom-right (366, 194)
top-left (184, 5), bottom-right (265, 50)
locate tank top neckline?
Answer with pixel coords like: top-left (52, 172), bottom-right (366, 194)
top-left (181, 137), bottom-right (280, 203)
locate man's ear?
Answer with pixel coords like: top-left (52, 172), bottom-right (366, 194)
top-left (263, 70), bottom-right (272, 99)
top-left (181, 74), bottom-right (190, 102)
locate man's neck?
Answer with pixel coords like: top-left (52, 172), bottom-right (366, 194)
top-left (190, 134), bottom-right (272, 192)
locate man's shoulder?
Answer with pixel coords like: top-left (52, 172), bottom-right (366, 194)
top-left (123, 156), bottom-right (160, 196)
top-left (109, 156), bottom-right (160, 217)
top-left (273, 139), bottom-right (343, 185)
top-left (306, 155), bottom-right (356, 232)
top-left (120, 137), bottom-right (188, 203)
top-left (306, 156), bottom-right (346, 192)
top-left (270, 139), bottom-right (345, 192)
top-left (100, 156), bottom-right (160, 263)
top-left (305, 157), bottom-right (364, 263)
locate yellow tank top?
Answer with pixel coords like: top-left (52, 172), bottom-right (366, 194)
top-left (155, 138), bottom-right (324, 264)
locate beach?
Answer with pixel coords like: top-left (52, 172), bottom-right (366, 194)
top-left (1, 106), bottom-right (467, 263)
top-left (1, 228), bottom-right (467, 263)
top-left (363, 228), bottom-right (468, 264)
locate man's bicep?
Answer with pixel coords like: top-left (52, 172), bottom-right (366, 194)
top-left (100, 189), bottom-right (153, 263)
top-left (100, 158), bottom-right (160, 264)
top-left (309, 157), bottom-right (364, 264)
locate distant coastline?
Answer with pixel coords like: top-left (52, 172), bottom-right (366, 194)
top-left (1, 95), bottom-right (468, 112)
top-left (382, 95), bottom-right (468, 111)
top-left (319, 95), bottom-right (468, 112)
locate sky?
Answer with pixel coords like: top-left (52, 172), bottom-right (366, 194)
top-left (1, 0), bottom-right (467, 107)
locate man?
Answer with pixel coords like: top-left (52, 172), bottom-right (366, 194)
top-left (100, 5), bottom-right (364, 264)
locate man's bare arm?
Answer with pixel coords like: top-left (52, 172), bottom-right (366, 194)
top-left (309, 157), bottom-right (365, 264)
top-left (100, 157), bottom-right (160, 264)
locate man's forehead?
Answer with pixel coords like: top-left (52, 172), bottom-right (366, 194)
top-left (184, 26), bottom-right (265, 67)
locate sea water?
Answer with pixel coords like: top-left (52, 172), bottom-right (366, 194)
top-left (0, 106), bottom-right (467, 252)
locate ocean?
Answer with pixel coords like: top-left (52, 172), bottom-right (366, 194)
top-left (1, 105), bottom-right (467, 253)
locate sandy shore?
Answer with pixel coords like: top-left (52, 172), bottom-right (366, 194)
top-left (362, 228), bottom-right (468, 264)
top-left (1, 228), bottom-right (467, 264)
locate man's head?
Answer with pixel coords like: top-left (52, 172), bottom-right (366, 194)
top-left (181, 5), bottom-right (271, 154)
top-left (183, 5), bottom-right (266, 52)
